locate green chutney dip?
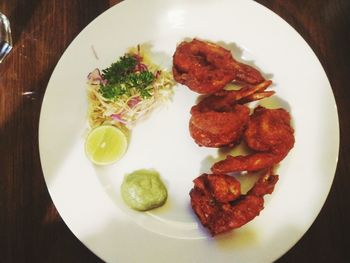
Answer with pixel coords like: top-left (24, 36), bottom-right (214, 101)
top-left (121, 169), bottom-right (168, 211)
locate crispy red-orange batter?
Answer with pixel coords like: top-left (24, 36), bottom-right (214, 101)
top-left (190, 170), bottom-right (278, 236)
top-left (212, 106), bottom-right (295, 173)
top-left (173, 39), bottom-right (265, 94)
top-left (189, 81), bottom-right (273, 147)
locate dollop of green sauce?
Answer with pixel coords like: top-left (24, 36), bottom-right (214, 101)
top-left (121, 169), bottom-right (168, 211)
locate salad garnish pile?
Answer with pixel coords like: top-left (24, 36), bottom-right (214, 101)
top-left (87, 45), bottom-right (174, 128)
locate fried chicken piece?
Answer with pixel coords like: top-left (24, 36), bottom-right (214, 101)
top-left (189, 81), bottom-right (274, 147)
top-left (212, 106), bottom-right (295, 173)
top-left (190, 170), bottom-right (278, 236)
top-left (173, 39), bottom-right (265, 94)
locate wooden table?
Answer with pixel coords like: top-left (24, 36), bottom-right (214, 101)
top-left (1, 0), bottom-right (349, 262)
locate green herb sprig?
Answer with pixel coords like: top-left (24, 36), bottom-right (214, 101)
top-left (100, 54), bottom-right (155, 100)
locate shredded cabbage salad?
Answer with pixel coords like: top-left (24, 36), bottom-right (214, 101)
top-left (87, 46), bottom-right (175, 129)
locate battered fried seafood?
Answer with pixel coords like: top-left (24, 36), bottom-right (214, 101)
top-left (172, 39), bottom-right (265, 94)
top-left (189, 81), bottom-right (274, 147)
top-left (212, 106), bottom-right (295, 173)
top-left (190, 169), bottom-right (278, 236)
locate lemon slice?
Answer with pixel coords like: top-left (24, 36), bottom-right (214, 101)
top-left (85, 125), bottom-right (128, 165)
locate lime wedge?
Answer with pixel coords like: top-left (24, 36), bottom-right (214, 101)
top-left (85, 125), bottom-right (128, 165)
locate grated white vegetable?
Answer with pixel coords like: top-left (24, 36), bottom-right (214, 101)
top-left (87, 50), bottom-right (175, 129)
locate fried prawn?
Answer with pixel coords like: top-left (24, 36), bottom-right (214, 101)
top-left (190, 169), bottom-right (278, 236)
top-left (212, 106), bottom-right (295, 173)
top-left (173, 39), bottom-right (265, 94)
top-left (189, 81), bottom-right (274, 147)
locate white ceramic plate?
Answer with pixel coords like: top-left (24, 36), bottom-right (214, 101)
top-left (39, 0), bottom-right (339, 262)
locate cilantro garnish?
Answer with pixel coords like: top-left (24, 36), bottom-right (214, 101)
top-left (100, 54), bottom-right (155, 100)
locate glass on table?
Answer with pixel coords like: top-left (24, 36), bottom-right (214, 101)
top-left (0, 11), bottom-right (12, 63)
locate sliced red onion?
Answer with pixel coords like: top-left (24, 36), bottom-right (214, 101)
top-left (87, 68), bottom-right (105, 85)
top-left (111, 114), bottom-right (128, 124)
top-left (100, 78), bottom-right (108, 85)
top-left (134, 63), bottom-right (148, 72)
top-left (127, 96), bottom-right (141, 108)
top-left (132, 50), bottom-right (149, 72)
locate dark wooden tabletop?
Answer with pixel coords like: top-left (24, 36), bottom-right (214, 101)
top-left (1, 0), bottom-right (349, 262)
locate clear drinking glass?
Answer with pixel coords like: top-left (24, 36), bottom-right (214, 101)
top-left (0, 12), bottom-right (12, 63)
